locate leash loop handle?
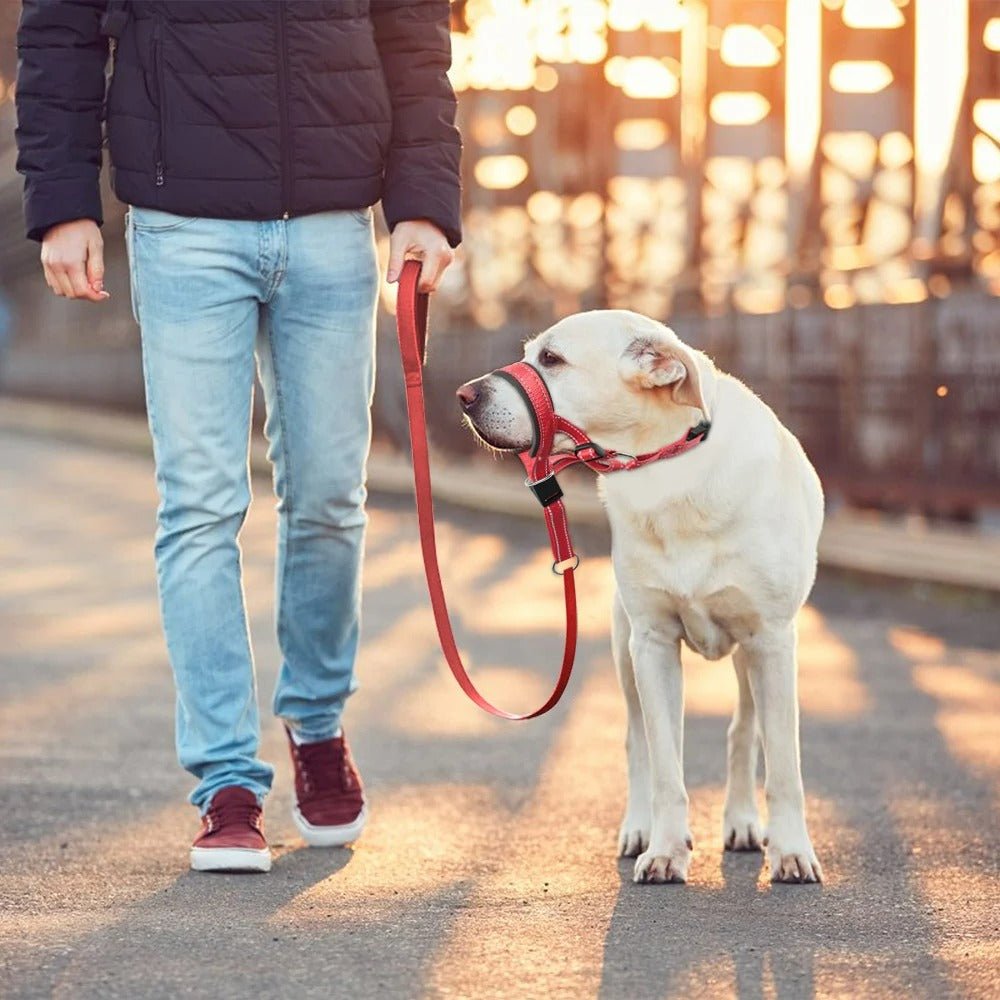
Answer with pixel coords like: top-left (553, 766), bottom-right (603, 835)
top-left (395, 260), bottom-right (578, 720)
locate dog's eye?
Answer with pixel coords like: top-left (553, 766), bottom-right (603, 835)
top-left (538, 349), bottom-right (565, 368)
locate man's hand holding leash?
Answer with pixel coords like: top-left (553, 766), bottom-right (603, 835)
top-left (387, 218), bottom-right (455, 293)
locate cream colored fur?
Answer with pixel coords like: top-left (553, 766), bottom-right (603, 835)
top-left (460, 309), bottom-right (824, 885)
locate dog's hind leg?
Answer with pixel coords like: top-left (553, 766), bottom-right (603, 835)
top-left (612, 590), bottom-right (650, 858)
top-left (742, 623), bottom-right (823, 883)
top-left (722, 648), bottom-right (763, 851)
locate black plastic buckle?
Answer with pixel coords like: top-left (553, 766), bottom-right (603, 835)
top-left (528, 474), bottom-right (564, 507)
top-left (686, 420), bottom-right (711, 442)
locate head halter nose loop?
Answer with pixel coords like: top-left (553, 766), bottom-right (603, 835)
top-left (494, 362), bottom-right (554, 460)
top-left (493, 357), bottom-right (711, 481)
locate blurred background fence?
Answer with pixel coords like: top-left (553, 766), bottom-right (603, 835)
top-left (1, 0), bottom-right (998, 519)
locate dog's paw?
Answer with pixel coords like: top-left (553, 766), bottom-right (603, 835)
top-left (722, 811), bottom-right (764, 852)
top-left (632, 841), bottom-right (691, 884)
top-left (766, 835), bottom-right (823, 884)
top-left (618, 815), bottom-right (650, 858)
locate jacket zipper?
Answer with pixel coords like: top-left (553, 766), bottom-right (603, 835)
top-left (274, 3), bottom-right (292, 217)
top-left (153, 17), bottom-right (167, 186)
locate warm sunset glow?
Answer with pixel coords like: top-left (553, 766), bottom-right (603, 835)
top-left (985, 17), bottom-right (1000, 51)
top-left (827, 245), bottom-right (871, 271)
top-left (448, 0), bottom-right (979, 311)
top-left (644, 1), bottom-right (687, 32)
top-left (786, 0), bottom-right (822, 183)
top-left (618, 56), bottom-right (679, 99)
top-left (603, 55), bottom-right (626, 87)
top-left (710, 91), bottom-right (771, 126)
top-left (880, 131), bottom-right (913, 169)
top-left (823, 131), bottom-right (878, 178)
top-left (505, 104), bottom-right (536, 136)
top-left (526, 190), bottom-right (562, 225)
top-left (533, 65), bottom-right (558, 91)
top-left (824, 284), bottom-right (857, 309)
top-left (914, 0), bottom-right (967, 232)
top-left (732, 285), bottom-right (785, 315)
top-left (720, 24), bottom-right (781, 67)
top-left (830, 60), bottom-right (894, 94)
top-left (566, 192), bottom-right (604, 228)
top-left (567, 31), bottom-right (608, 64)
top-left (884, 276), bottom-right (927, 304)
top-left (608, 0), bottom-right (686, 33)
top-left (972, 134), bottom-right (1000, 184)
top-left (973, 100), bottom-right (1000, 142)
top-left (613, 117), bottom-right (669, 151)
top-left (471, 115), bottom-right (507, 147)
top-left (474, 155), bottom-right (529, 190)
top-left (842, 0), bottom-right (904, 30)
top-left (606, 0), bottom-right (643, 32)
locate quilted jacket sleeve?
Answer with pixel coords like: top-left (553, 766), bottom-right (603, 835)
top-left (15, 0), bottom-right (110, 241)
top-left (370, 0), bottom-right (463, 248)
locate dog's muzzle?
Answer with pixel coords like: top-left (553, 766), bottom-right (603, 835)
top-left (488, 361), bottom-right (713, 507)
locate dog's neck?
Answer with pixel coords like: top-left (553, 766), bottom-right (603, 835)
top-left (631, 401), bottom-right (706, 456)
top-left (555, 399), bottom-right (703, 461)
top-left (594, 372), bottom-right (717, 459)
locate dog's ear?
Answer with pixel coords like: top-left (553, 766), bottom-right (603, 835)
top-left (620, 332), bottom-right (711, 418)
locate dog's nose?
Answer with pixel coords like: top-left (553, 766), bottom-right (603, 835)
top-left (456, 383), bottom-right (480, 410)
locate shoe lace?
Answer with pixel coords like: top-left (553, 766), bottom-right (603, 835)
top-left (207, 797), bottom-right (262, 833)
top-left (292, 738), bottom-right (358, 799)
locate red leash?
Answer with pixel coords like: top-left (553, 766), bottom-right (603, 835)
top-left (394, 260), bottom-right (711, 720)
top-left (395, 260), bottom-right (578, 719)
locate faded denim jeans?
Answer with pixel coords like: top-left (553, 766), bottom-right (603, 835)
top-left (126, 205), bottom-right (379, 812)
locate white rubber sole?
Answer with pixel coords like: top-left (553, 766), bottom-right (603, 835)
top-left (190, 845), bottom-right (272, 873)
top-left (292, 802), bottom-right (368, 847)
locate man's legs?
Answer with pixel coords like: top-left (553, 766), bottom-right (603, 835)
top-left (127, 207), bottom-right (273, 813)
top-left (255, 208), bottom-right (379, 741)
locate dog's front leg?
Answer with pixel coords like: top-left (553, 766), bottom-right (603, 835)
top-left (612, 593), bottom-right (650, 857)
top-left (629, 628), bottom-right (691, 884)
top-left (741, 624), bottom-right (823, 883)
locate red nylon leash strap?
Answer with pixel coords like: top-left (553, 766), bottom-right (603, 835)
top-left (395, 260), bottom-right (579, 720)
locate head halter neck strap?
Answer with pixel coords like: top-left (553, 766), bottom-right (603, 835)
top-left (494, 360), bottom-right (711, 490)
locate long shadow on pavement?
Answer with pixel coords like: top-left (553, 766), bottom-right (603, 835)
top-left (598, 575), bottom-right (998, 1000)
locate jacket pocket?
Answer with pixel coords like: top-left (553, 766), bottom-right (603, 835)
top-left (152, 18), bottom-right (167, 186)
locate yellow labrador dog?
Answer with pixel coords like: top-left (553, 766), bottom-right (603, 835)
top-left (458, 310), bottom-right (823, 885)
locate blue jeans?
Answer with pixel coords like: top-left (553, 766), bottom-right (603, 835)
top-left (126, 205), bottom-right (379, 812)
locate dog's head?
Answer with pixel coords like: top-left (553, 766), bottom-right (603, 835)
top-left (457, 310), bottom-right (713, 455)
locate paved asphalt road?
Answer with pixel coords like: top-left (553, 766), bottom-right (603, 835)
top-left (1, 431), bottom-right (998, 1000)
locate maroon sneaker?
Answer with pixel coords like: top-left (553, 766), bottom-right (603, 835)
top-left (190, 786), bottom-right (271, 873)
top-left (286, 727), bottom-right (367, 847)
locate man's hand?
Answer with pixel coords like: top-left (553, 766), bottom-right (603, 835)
top-left (40, 219), bottom-right (109, 302)
top-left (386, 219), bottom-right (454, 293)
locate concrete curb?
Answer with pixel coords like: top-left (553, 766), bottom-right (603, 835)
top-left (2, 395), bottom-right (998, 594)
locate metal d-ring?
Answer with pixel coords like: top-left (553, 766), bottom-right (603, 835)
top-left (552, 554), bottom-right (580, 576)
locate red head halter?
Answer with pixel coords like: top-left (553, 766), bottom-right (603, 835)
top-left (494, 360), bottom-right (711, 505)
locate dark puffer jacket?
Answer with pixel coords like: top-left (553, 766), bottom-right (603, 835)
top-left (15, 0), bottom-right (462, 245)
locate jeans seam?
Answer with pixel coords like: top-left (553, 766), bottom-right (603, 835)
top-left (126, 210), bottom-right (141, 325)
top-left (267, 325), bottom-right (295, 699)
top-left (262, 222), bottom-right (289, 304)
top-left (275, 223), bottom-right (288, 297)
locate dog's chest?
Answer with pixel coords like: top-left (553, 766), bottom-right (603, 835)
top-left (612, 506), bottom-right (763, 659)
